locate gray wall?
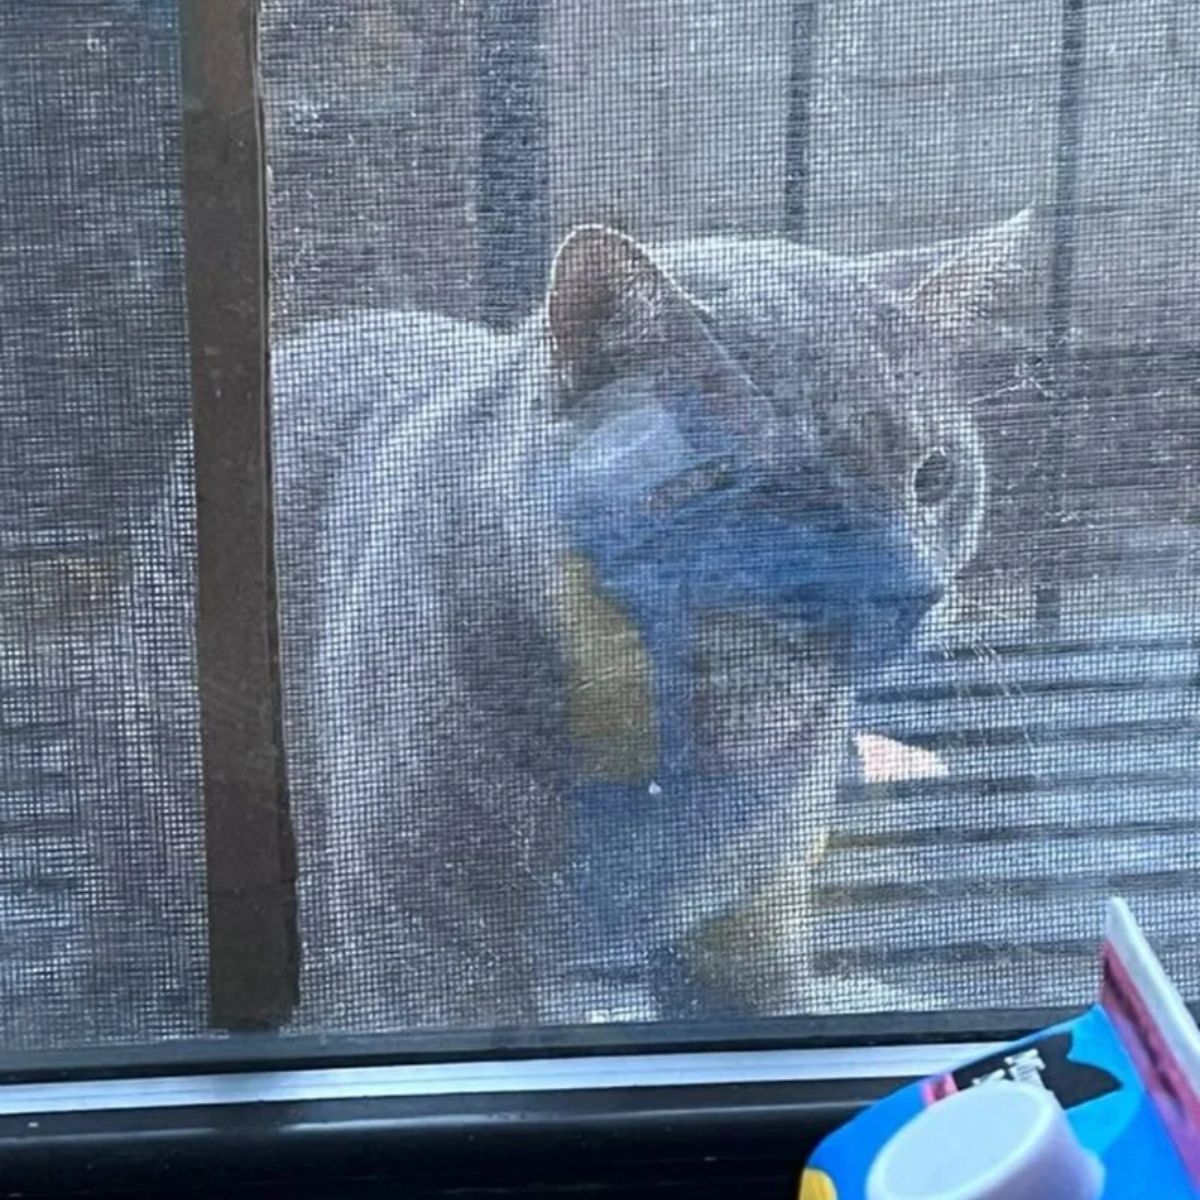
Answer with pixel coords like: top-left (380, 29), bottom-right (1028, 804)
top-left (1072, 0), bottom-right (1200, 349)
top-left (547, 0), bottom-right (793, 242)
top-left (545, 0), bottom-right (1200, 351)
top-left (260, 0), bottom-right (484, 331)
top-left (803, 0), bottom-right (1059, 261)
top-left (257, 0), bottom-right (1200, 351)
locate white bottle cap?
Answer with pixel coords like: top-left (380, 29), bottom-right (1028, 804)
top-left (866, 1080), bottom-right (1105, 1200)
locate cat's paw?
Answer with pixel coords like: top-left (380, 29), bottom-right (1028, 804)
top-left (855, 732), bottom-right (948, 782)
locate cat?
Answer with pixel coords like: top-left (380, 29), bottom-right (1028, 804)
top-left (51, 213), bottom-right (1031, 1043)
top-left (271, 213), bottom-right (1033, 1029)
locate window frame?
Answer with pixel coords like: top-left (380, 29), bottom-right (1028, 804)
top-left (2, 0), bottom-right (1178, 1187)
top-left (0, 1044), bottom-right (995, 1197)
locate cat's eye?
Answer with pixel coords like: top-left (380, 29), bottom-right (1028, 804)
top-left (912, 448), bottom-right (956, 506)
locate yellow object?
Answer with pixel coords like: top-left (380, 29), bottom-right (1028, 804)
top-left (798, 1167), bottom-right (838, 1200)
top-left (557, 552), bottom-right (657, 782)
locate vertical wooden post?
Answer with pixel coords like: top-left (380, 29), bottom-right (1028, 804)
top-left (178, 0), bottom-right (298, 1029)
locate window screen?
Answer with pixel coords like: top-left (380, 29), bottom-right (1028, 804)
top-left (0, 1), bottom-right (204, 1049)
top-left (261, 0), bottom-right (1200, 1033)
top-left (3, 0), bottom-right (1198, 1051)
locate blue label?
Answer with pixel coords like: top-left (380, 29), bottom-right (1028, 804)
top-left (804, 1008), bottom-right (1194, 1199)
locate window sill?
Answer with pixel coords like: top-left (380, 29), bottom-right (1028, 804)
top-left (0, 1044), bottom-right (995, 1198)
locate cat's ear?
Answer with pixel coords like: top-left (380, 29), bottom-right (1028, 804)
top-left (861, 208), bottom-right (1039, 333)
top-left (547, 225), bottom-right (704, 397)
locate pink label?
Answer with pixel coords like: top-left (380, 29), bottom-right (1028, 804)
top-left (1101, 943), bottom-right (1200, 1186)
top-left (921, 1073), bottom-right (959, 1106)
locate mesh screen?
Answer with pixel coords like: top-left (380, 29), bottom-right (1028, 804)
top-left (262, 0), bottom-right (1200, 1034)
top-left (4, 0), bottom-right (1200, 1051)
top-left (0, 2), bottom-right (204, 1048)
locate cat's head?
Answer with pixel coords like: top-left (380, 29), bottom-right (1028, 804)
top-left (541, 213), bottom-right (1035, 677)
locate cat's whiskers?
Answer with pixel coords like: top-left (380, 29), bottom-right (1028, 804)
top-left (968, 379), bottom-right (1026, 408)
top-left (962, 629), bottom-right (1038, 751)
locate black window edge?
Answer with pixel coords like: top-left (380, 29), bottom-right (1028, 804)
top-left (0, 1065), bottom-right (927, 1199)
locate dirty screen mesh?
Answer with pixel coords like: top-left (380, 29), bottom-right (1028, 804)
top-left (4, 0), bottom-right (1200, 1053)
top-left (262, 0), bottom-right (1199, 1035)
top-left (0, 2), bottom-right (204, 1049)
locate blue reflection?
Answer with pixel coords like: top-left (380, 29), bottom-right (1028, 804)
top-left (542, 400), bottom-right (945, 1016)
